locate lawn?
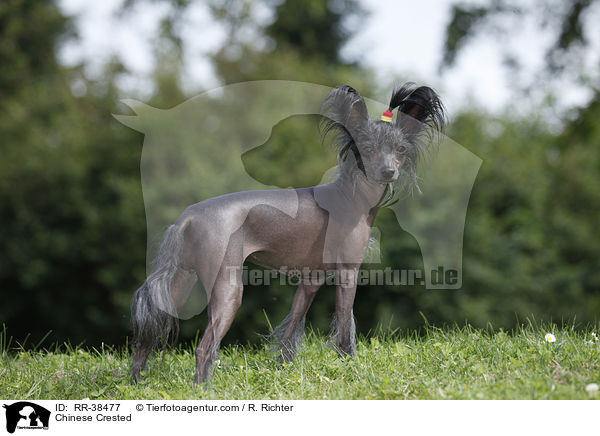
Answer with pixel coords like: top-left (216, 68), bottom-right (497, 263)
top-left (1, 324), bottom-right (599, 400)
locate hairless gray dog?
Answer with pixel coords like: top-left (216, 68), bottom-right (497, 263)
top-left (131, 84), bottom-right (446, 384)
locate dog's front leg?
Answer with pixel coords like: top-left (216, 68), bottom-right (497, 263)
top-left (274, 283), bottom-right (321, 363)
top-left (333, 267), bottom-right (358, 356)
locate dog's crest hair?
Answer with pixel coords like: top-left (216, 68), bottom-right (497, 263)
top-left (389, 82), bottom-right (446, 142)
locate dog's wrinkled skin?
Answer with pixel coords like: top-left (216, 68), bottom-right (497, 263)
top-left (130, 84), bottom-right (446, 384)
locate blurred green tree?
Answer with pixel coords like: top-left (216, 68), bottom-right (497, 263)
top-left (442, 0), bottom-right (598, 74)
top-left (264, 0), bottom-right (361, 63)
top-left (0, 0), bottom-right (146, 346)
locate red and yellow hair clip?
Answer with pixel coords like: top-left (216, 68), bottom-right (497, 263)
top-left (381, 109), bottom-right (394, 123)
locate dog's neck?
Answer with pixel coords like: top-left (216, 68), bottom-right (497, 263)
top-left (333, 171), bottom-right (386, 211)
top-left (313, 169), bottom-right (386, 226)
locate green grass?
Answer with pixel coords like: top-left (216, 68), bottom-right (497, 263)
top-left (1, 324), bottom-right (599, 400)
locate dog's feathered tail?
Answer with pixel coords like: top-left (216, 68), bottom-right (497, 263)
top-left (131, 224), bottom-right (185, 356)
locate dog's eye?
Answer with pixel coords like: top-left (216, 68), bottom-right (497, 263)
top-left (362, 145), bottom-right (375, 154)
top-left (395, 145), bottom-right (407, 155)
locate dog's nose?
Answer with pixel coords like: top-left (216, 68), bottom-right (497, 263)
top-left (382, 168), bottom-right (396, 180)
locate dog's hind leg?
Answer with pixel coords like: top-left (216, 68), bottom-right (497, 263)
top-left (131, 345), bottom-right (151, 382)
top-left (194, 274), bottom-right (243, 385)
top-left (272, 283), bottom-right (321, 363)
top-left (194, 227), bottom-right (245, 385)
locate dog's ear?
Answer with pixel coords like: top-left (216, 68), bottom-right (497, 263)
top-left (392, 84), bottom-right (446, 137)
top-left (320, 85), bottom-right (369, 144)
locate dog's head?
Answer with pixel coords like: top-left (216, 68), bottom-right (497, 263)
top-left (320, 84), bottom-right (446, 192)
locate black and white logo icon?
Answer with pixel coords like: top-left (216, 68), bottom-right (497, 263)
top-left (3, 402), bottom-right (50, 434)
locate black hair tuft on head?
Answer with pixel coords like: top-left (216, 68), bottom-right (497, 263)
top-left (388, 82), bottom-right (418, 111)
top-left (389, 83), bottom-right (446, 135)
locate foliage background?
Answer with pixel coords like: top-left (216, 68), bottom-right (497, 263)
top-left (1, 0), bottom-right (599, 348)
